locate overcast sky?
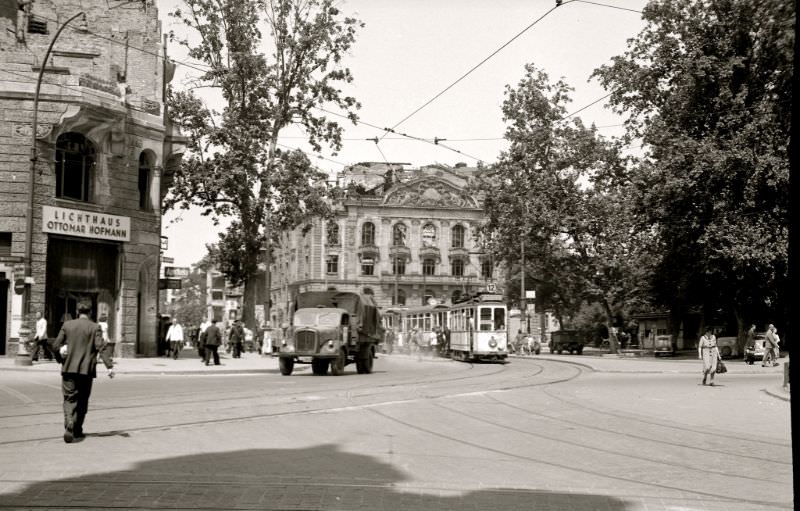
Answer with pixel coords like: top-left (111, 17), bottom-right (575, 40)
top-left (157, 0), bottom-right (649, 268)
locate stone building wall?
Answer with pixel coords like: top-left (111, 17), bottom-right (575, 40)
top-left (0, 0), bottom-right (183, 357)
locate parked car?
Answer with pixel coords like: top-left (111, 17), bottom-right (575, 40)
top-left (653, 334), bottom-right (675, 356)
top-left (716, 336), bottom-right (739, 359)
top-left (744, 335), bottom-right (767, 365)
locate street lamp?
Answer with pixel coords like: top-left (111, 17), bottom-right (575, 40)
top-left (18, 12), bottom-right (87, 366)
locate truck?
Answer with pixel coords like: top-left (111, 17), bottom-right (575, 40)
top-left (278, 291), bottom-right (383, 376)
top-left (549, 330), bottom-right (585, 355)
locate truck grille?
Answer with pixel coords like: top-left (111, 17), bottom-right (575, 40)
top-left (295, 331), bottom-right (317, 352)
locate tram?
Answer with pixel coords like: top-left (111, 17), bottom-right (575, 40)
top-left (448, 293), bottom-right (508, 362)
top-left (381, 304), bottom-right (449, 354)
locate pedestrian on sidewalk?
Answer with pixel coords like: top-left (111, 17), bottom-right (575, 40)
top-left (698, 327), bottom-right (719, 386)
top-left (165, 318), bottom-right (184, 360)
top-left (97, 314), bottom-right (115, 364)
top-left (198, 318), bottom-right (210, 361)
top-left (204, 319), bottom-right (222, 366)
top-left (52, 301), bottom-right (114, 443)
top-left (30, 311), bottom-right (52, 362)
top-left (229, 320), bottom-right (244, 358)
top-left (763, 324), bottom-right (778, 367)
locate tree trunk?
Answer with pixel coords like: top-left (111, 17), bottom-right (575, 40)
top-left (668, 307), bottom-right (683, 352)
top-left (601, 298), bottom-right (619, 354)
top-left (733, 305), bottom-right (746, 355)
top-left (242, 276), bottom-right (258, 331)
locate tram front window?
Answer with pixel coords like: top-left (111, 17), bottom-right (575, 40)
top-left (494, 308), bottom-right (506, 330)
top-left (479, 308), bottom-right (493, 331)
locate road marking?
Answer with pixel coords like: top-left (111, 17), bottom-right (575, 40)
top-left (0, 385), bottom-right (35, 404)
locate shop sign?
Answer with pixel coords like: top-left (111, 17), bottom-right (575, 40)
top-left (164, 266), bottom-right (190, 278)
top-left (42, 206), bottom-right (130, 242)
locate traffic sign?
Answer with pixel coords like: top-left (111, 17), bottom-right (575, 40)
top-left (160, 236), bottom-right (168, 251)
top-left (13, 279), bottom-right (25, 295)
top-left (161, 256), bottom-right (175, 264)
top-left (158, 278), bottom-right (182, 290)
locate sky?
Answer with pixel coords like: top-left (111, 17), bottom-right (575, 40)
top-left (156, 0), bottom-right (650, 268)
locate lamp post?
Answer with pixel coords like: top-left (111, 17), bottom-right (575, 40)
top-left (18, 12), bottom-right (87, 366)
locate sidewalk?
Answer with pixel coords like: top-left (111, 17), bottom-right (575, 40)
top-left (0, 349), bottom-right (278, 375)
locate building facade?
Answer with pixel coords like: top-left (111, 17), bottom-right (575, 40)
top-left (0, 0), bottom-right (184, 357)
top-left (267, 163), bottom-right (497, 327)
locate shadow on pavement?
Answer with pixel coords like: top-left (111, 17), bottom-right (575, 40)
top-left (0, 444), bottom-right (632, 510)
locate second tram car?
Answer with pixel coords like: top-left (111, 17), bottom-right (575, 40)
top-left (382, 304), bottom-right (449, 355)
top-left (448, 293), bottom-right (508, 362)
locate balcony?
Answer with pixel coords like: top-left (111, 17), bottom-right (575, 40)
top-left (448, 247), bottom-right (469, 259)
top-left (358, 244), bottom-right (381, 260)
top-left (418, 245), bottom-right (441, 262)
top-left (388, 244), bottom-right (411, 260)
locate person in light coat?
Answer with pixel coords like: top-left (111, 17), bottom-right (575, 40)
top-left (165, 318), bottom-right (184, 360)
top-left (698, 327), bottom-right (720, 386)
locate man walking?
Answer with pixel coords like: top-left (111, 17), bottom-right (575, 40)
top-left (204, 319), bottom-right (222, 366)
top-left (30, 311), bottom-right (51, 362)
top-left (53, 301), bottom-right (114, 443)
top-left (763, 324), bottom-right (778, 367)
top-left (165, 317), bottom-right (184, 360)
top-left (198, 317), bottom-right (210, 361)
top-left (229, 320), bottom-right (244, 358)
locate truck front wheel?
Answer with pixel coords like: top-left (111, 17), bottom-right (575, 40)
top-left (356, 345), bottom-right (375, 374)
top-left (279, 357), bottom-right (294, 376)
top-left (330, 348), bottom-right (346, 376)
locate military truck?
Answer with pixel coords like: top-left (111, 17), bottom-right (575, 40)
top-left (278, 291), bottom-right (383, 376)
top-left (549, 330), bottom-right (585, 355)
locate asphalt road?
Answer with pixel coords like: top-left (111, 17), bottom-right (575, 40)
top-left (0, 355), bottom-right (792, 510)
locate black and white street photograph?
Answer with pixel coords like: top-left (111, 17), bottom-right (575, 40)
top-left (0, 0), bottom-right (794, 510)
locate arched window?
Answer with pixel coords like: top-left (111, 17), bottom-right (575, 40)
top-left (362, 287), bottom-right (374, 296)
top-left (423, 289), bottom-right (435, 305)
top-left (422, 258), bottom-right (436, 276)
top-left (393, 223), bottom-right (407, 246)
top-left (361, 222), bottom-right (375, 246)
top-left (421, 223), bottom-right (437, 247)
top-left (393, 289), bottom-right (406, 306)
top-left (451, 258), bottom-right (464, 276)
top-left (326, 221), bottom-right (339, 246)
top-left (451, 224), bottom-right (465, 248)
top-left (451, 290), bottom-right (462, 304)
top-left (55, 132), bottom-right (95, 202)
top-left (138, 152), bottom-right (151, 210)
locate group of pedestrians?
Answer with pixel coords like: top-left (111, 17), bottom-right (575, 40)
top-left (698, 323), bottom-right (784, 386)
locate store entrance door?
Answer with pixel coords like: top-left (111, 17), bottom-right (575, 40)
top-left (53, 291), bottom-right (98, 331)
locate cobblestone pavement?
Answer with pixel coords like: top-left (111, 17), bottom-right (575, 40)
top-left (0, 352), bottom-right (792, 510)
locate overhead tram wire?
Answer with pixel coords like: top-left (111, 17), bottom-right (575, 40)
top-left (378, 4), bottom-right (562, 141)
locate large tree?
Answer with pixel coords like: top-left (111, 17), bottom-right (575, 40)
top-left (477, 64), bottom-right (652, 353)
top-left (166, 0), bottom-right (363, 329)
top-left (592, 0), bottom-right (792, 348)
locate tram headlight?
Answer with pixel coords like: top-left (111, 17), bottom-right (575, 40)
top-left (489, 337), bottom-right (498, 348)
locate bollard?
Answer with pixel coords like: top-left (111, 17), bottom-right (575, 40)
top-left (783, 361), bottom-right (790, 390)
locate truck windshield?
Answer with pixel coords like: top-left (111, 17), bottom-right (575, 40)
top-left (294, 309), bottom-right (341, 328)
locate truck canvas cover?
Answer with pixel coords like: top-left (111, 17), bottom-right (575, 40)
top-left (294, 291), bottom-right (381, 338)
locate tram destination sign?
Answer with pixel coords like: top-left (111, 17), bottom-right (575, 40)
top-left (42, 206), bottom-right (130, 242)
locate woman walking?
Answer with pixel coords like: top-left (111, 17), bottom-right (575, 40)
top-left (698, 327), bottom-right (720, 386)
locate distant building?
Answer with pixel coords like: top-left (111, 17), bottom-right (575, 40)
top-left (267, 162), bottom-right (498, 327)
top-left (0, 1), bottom-right (185, 357)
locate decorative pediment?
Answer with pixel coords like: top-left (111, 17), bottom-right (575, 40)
top-left (383, 178), bottom-right (478, 209)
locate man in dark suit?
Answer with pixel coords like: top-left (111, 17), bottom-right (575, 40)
top-left (203, 319), bottom-right (222, 366)
top-left (52, 301), bottom-right (114, 443)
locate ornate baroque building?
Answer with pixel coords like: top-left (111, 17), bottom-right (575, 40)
top-left (268, 163), bottom-right (496, 327)
top-left (0, 0), bottom-right (184, 357)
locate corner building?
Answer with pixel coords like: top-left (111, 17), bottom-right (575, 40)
top-left (0, 0), bottom-right (184, 357)
top-left (269, 163), bottom-right (496, 327)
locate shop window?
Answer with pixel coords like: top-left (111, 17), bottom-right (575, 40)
top-left (481, 260), bottom-right (493, 279)
top-left (392, 289), bottom-right (406, 306)
top-left (451, 225), bottom-right (465, 248)
top-left (361, 257), bottom-right (374, 276)
top-left (393, 223), bottom-right (407, 246)
top-left (361, 222), bottom-right (375, 246)
top-left (0, 232), bottom-right (10, 257)
top-left (421, 223), bottom-right (437, 247)
top-left (55, 132), bottom-right (95, 202)
top-left (326, 255), bottom-right (338, 274)
top-left (138, 153), bottom-right (151, 210)
top-left (451, 259), bottom-right (464, 277)
top-left (326, 221), bottom-right (339, 246)
top-left (422, 258), bottom-right (436, 276)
